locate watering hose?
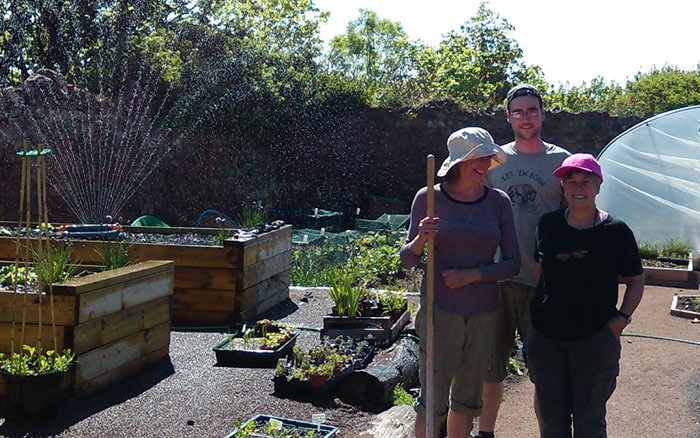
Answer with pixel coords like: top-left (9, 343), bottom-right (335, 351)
top-left (621, 332), bottom-right (700, 346)
top-left (194, 209), bottom-right (238, 228)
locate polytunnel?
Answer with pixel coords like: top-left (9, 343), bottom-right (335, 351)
top-left (596, 105), bottom-right (700, 252)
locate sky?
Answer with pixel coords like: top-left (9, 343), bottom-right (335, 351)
top-left (313, 0), bottom-right (700, 87)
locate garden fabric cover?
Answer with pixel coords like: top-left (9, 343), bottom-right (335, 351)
top-left (596, 105), bottom-right (700, 251)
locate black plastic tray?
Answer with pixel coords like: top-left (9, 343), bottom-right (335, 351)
top-left (213, 332), bottom-right (299, 368)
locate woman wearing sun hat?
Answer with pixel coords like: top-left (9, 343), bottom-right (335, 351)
top-left (527, 153), bottom-right (645, 437)
top-left (400, 126), bottom-right (520, 438)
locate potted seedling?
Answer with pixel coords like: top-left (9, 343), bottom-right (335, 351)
top-left (1, 344), bottom-right (75, 421)
top-left (273, 338), bottom-right (354, 397)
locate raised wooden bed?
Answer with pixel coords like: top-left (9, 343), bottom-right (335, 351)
top-left (321, 309), bottom-right (410, 345)
top-left (0, 260), bottom-right (174, 397)
top-left (643, 255), bottom-right (699, 289)
top-left (670, 295), bottom-right (700, 319)
top-left (0, 224), bottom-right (292, 325)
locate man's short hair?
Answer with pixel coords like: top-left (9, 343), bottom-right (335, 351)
top-left (505, 84), bottom-right (543, 110)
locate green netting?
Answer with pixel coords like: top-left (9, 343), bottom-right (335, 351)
top-left (292, 228), bottom-right (361, 245)
top-left (355, 213), bottom-right (410, 232)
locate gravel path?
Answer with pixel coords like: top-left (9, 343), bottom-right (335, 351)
top-left (0, 287), bottom-right (386, 438)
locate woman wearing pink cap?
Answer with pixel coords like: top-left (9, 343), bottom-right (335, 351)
top-left (527, 153), bottom-right (645, 437)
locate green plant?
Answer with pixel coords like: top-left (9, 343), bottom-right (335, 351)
top-left (345, 232), bottom-right (405, 288)
top-left (281, 337), bottom-right (353, 383)
top-left (30, 240), bottom-right (79, 288)
top-left (659, 239), bottom-right (692, 259)
top-left (0, 344), bottom-right (75, 376)
top-left (234, 319), bottom-right (296, 351)
top-left (328, 268), bottom-right (365, 317)
top-left (639, 239), bottom-right (693, 260)
top-left (236, 200), bottom-right (268, 229)
top-left (96, 241), bottom-right (132, 271)
top-left (507, 357), bottom-right (524, 376)
top-left (213, 216), bottom-right (233, 245)
top-left (392, 384), bottom-right (415, 406)
top-left (378, 291), bottom-right (408, 315)
top-left (637, 241), bottom-right (660, 260)
top-left (0, 265), bottom-right (37, 287)
top-left (291, 242), bottom-right (352, 286)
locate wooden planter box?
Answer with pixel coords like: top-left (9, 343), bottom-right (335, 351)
top-left (321, 309), bottom-right (410, 345)
top-left (0, 224), bottom-right (292, 325)
top-left (643, 255), bottom-right (699, 289)
top-left (0, 260), bottom-right (174, 397)
top-left (670, 295), bottom-right (700, 319)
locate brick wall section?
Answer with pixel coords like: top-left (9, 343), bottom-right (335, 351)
top-left (0, 74), bottom-right (641, 226)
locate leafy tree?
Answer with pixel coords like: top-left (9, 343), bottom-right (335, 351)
top-left (546, 66), bottom-right (700, 117)
top-left (416, 2), bottom-right (541, 111)
top-left (624, 66), bottom-right (700, 117)
top-left (547, 77), bottom-right (625, 115)
top-left (326, 9), bottom-right (421, 107)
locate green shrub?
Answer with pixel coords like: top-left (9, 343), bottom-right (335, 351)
top-left (658, 239), bottom-right (692, 259)
top-left (236, 200), bottom-right (268, 228)
top-left (344, 231), bottom-right (406, 288)
top-left (637, 241), bottom-right (660, 259)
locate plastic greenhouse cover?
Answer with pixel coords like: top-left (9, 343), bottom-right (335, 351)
top-left (596, 105), bottom-right (700, 252)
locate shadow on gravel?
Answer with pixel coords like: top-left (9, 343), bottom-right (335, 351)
top-left (0, 357), bottom-right (175, 437)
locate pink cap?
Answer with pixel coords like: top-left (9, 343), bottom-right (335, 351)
top-left (553, 153), bottom-right (603, 182)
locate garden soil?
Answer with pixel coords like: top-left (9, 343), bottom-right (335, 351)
top-left (0, 285), bottom-right (697, 437)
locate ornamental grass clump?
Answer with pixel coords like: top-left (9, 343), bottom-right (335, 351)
top-left (328, 268), bottom-right (365, 317)
top-left (96, 241), bottom-right (131, 271)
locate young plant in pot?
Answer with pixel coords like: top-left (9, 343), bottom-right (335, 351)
top-left (378, 290), bottom-right (408, 323)
top-left (1, 344), bottom-right (75, 421)
top-left (1, 240), bottom-right (77, 421)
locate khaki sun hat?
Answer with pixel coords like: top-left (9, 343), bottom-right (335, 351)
top-left (437, 127), bottom-right (507, 177)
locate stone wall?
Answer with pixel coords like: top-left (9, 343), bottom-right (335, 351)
top-left (0, 74), bottom-right (642, 227)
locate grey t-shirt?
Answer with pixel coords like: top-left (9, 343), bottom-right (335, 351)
top-left (487, 142), bottom-right (570, 287)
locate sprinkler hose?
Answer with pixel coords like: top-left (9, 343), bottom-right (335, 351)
top-left (621, 332), bottom-right (700, 346)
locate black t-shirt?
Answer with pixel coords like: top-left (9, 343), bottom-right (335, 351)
top-left (531, 209), bottom-right (644, 341)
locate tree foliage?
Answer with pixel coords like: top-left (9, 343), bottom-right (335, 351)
top-left (1, 0), bottom-right (698, 120)
top-left (546, 66), bottom-right (700, 117)
top-left (326, 9), bottom-right (420, 107)
top-left (413, 2), bottom-right (541, 111)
